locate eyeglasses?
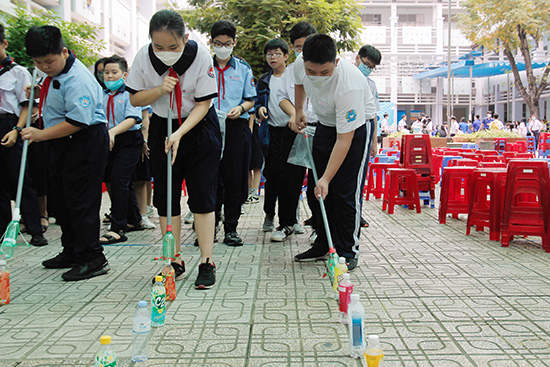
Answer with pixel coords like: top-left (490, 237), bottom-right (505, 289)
top-left (293, 45), bottom-right (303, 52)
top-left (213, 41), bottom-right (234, 48)
top-left (360, 58), bottom-right (376, 70)
top-left (266, 53), bottom-right (283, 59)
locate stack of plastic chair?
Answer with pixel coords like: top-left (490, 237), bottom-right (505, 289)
top-left (515, 152), bottom-right (535, 160)
top-left (389, 138), bottom-right (401, 151)
top-left (448, 158), bottom-right (478, 167)
top-left (482, 155), bottom-right (505, 163)
top-left (479, 161), bottom-right (507, 169)
top-left (502, 151), bottom-right (517, 163)
top-left (466, 168), bottom-right (508, 241)
top-left (478, 150), bottom-right (500, 157)
top-left (512, 141), bottom-right (527, 153)
top-left (461, 152), bottom-right (482, 162)
top-left (400, 134), bottom-right (435, 207)
top-left (500, 160), bottom-right (550, 251)
top-left (439, 166), bottom-right (477, 224)
top-left (526, 136), bottom-right (536, 153)
top-left (495, 138), bottom-right (507, 154)
top-left (538, 133), bottom-right (550, 158)
top-left (440, 156), bottom-right (463, 185)
top-left (462, 143), bottom-right (479, 150)
top-left (505, 143), bottom-right (516, 152)
top-left (382, 168), bottom-right (421, 214)
top-left (433, 153), bottom-right (444, 184)
top-left (365, 160), bottom-right (399, 200)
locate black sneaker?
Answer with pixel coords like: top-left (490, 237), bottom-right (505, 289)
top-left (271, 226), bottom-right (294, 242)
top-left (294, 247), bottom-right (329, 262)
top-left (30, 233), bottom-right (48, 247)
top-left (195, 258), bottom-right (216, 289)
top-left (42, 253), bottom-right (75, 269)
top-left (360, 217), bottom-right (369, 228)
top-left (61, 260), bottom-right (110, 281)
top-left (345, 257), bottom-right (359, 271)
top-left (303, 217), bottom-right (313, 227)
top-left (152, 261), bottom-right (185, 284)
top-left (224, 231), bottom-right (243, 246)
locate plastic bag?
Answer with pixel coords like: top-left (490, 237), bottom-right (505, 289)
top-left (287, 125), bottom-right (316, 168)
top-left (217, 110), bottom-right (227, 160)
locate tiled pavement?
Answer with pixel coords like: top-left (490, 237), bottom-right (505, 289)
top-left (1, 193), bottom-right (550, 366)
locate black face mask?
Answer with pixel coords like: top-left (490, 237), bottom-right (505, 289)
top-left (95, 71), bottom-right (106, 89)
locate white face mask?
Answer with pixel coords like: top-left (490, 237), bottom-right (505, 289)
top-left (213, 46), bottom-right (233, 60)
top-left (307, 75), bottom-right (333, 89)
top-left (154, 49), bottom-right (184, 66)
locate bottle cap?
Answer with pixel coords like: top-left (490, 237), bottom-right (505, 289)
top-left (342, 273), bottom-right (351, 280)
top-left (368, 335), bottom-right (379, 345)
top-left (351, 293), bottom-right (360, 301)
top-left (0, 260), bottom-right (6, 266)
top-left (137, 300), bottom-right (147, 308)
top-left (338, 257), bottom-right (346, 264)
top-left (155, 275), bottom-right (163, 282)
top-left (100, 335), bottom-right (111, 345)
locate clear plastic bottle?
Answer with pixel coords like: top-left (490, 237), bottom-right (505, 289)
top-left (348, 293), bottom-right (365, 358)
top-left (0, 259), bottom-right (10, 305)
top-left (94, 335), bottom-right (117, 367)
top-left (364, 335), bottom-right (384, 367)
top-left (151, 275), bottom-right (166, 327)
top-left (161, 261), bottom-right (176, 301)
top-left (333, 257), bottom-right (348, 291)
top-left (338, 273), bottom-right (353, 324)
top-left (131, 301), bottom-right (151, 362)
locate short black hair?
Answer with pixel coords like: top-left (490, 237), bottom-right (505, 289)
top-left (0, 23), bottom-right (5, 43)
top-left (302, 34), bottom-right (336, 64)
top-left (149, 9), bottom-right (185, 39)
top-left (263, 38), bottom-right (289, 55)
top-left (475, 114), bottom-right (480, 119)
top-left (95, 58), bottom-right (106, 72)
top-left (384, 113), bottom-right (389, 117)
top-left (25, 26), bottom-right (65, 58)
top-left (103, 55), bottom-right (128, 73)
top-left (358, 45), bottom-right (382, 65)
top-left (211, 20), bottom-right (236, 40)
top-left (493, 113), bottom-right (499, 119)
top-left (289, 21), bottom-right (317, 45)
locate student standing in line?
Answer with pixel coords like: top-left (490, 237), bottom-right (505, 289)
top-left (210, 20), bottom-right (256, 246)
top-left (292, 34), bottom-right (375, 271)
top-left (0, 23), bottom-right (48, 247)
top-left (126, 10), bottom-right (221, 289)
top-left (99, 55), bottom-right (144, 245)
top-left (22, 25), bottom-right (108, 281)
top-left (255, 39), bottom-right (290, 232)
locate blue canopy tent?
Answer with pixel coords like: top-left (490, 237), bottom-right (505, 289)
top-left (414, 60), bottom-right (548, 80)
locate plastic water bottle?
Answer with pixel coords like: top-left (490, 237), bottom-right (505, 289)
top-left (94, 335), bottom-right (117, 367)
top-left (338, 273), bottom-right (353, 324)
top-left (364, 335), bottom-right (384, 367)
top-left (0, 260), bottom-right (9, 305)
top-left (131, 301), bottom-right (151, 362)
top-left (151, 275), bottom-right (166, 327)
top-left (348, 293), bottom-right (365, 358)
top-left (333, 257), bottom-right (348, 291)
top-left (161, 261), bottom-right (176, 301)
top-left (162, 225), bottom-right (175, 260)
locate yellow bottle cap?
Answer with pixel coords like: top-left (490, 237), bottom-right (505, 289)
top-left (100, 335), bottom-right (111, 345)
top-left (155, 275), bottom-right (163, 282)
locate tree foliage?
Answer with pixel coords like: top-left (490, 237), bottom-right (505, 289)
top-left (4, 5), bottom-right (104, 68)
top-left (457, 0), bottom-right (550, 118)
top-left (179, 0), bottom-right (362, 76)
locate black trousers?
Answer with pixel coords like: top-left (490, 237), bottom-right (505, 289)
top-left (263, 125), bottom-right (285, 219)
top-left (104, 130), bottom-right (143, 232)
top-left (215, 118), bottom-right (251, 233)
top-left (48, 124), bottom-right (109, 263)
top-left (311, 123), bottom-right (368, 259)
top-left (0, 116), bottom-right (42, 236)
top-left (359, 119), bottom-right (375, 230)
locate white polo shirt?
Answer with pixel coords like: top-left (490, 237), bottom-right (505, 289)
top-left (277, 62), bottom-right (318, 124)
top-left (126, 40), bottom-right (217, 118)
top-left (294, 56), bottom-right (375, 134)
top-left (0, 57), bottom-right (31, 117)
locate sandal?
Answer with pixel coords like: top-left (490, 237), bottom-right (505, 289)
top-left (126, 222), bottom-right (146, 232)
top-left (102, 213), bottom-right (112, 224)
top-left (40, 216), bottom-right (49, 233)
top-left (100, 230), bottom-right (128, 244)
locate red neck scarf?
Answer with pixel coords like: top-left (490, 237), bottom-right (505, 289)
top-left (168, 68), bottom-right (183, 125)
top-left (106, 91), bottom-right (121, 128)
top-left (38, 77), bottom-right (52, 129)
top-left (215, 64), bottom-right (230, 109)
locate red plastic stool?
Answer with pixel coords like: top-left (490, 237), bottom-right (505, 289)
top-left (438, 166), bottom-right (476, 224)
top-left (365, 162), bottom-right (398, 200)
top-left (501, 160), bottom-right (550, 251)
top-left (479, 161), bottom-right (507, 169)
top-left (512, 141), bottom-right (527, 153)
top-left (383, 168), bottom-right (421, 214)
top-left (466, 168), bottom-right (507, 241)
top-left (448, 158), bottom-right (478, 167)
top-left (482, 155), bottom-right (505, 163)
top-left (502, 151), bottom-right (517, 162)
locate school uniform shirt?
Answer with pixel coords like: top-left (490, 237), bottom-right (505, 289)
top-left (212, 56), bottom-right (256, 119)
top-left (40, 52), bottom-right (107, 129)
top-left (276, 62), bottom-right (318, 124)
top-left (530, 119), bottom-right (543, 132)
top-left (398, 119), bottom-right (407, 132)
top-left (103, 85), bottom-right (142, 131)
top-left (365, 76), bottom-right (380, 112)
top-left (267, 74), bottom-right (289, 127)
top-left (450, 121), bottom-right (459, 135)
top-left (294, 56), bottom-right (375, 133)
top-left (0, 56), bottom-right (31, 117)
top-left (126, 40), bottom-right (217, 118)
top-left (380, 118), bottom-right (388, 133)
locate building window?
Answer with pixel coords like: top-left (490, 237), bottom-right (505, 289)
top-left (399, 14), bottom-right (425, 26)
top-left (361, 14), bottom-right (382, 26)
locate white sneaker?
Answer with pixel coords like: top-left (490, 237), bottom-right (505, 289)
top-left (146, 205), bottom-right (155, 217)
top-left (309, 230), bottom-right (317, 245)
top-left (293, 223), bottom-right (305, 234)
top-left (141, 216), bottom-right (156, 229)
top-left (271, 226), bottom-right (294, 242)
top-left (184, 212), bottom-right (194, 224)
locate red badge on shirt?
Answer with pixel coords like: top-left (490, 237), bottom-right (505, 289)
top-left (208, 66), bottom-right (215, 78)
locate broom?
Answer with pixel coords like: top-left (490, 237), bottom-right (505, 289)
top-left (0, 68), bottom-right (39, 259)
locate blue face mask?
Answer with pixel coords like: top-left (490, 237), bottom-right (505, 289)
top-left (294, 51), bottom-right (302, 59)
top-left (105, 78), bottom-right (124, 91)
top-left (358, 63), bottom-right (372, 77)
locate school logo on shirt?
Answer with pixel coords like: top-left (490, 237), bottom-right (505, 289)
top-left (208, 66), bottom-right (215, 78)
top-left (346, 109), bottom-right (357, 123)
top-left (79, 96), bottom-right (92, 109)
top-left (250, 78), bottom-right (256, 87)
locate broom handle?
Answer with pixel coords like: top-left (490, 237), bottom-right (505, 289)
top-left (14, 68), bottom-right (38, 212)
top-left (166, 93), bottom-right (173, 227)
top-left (304, 134), bottom-right (335, 251)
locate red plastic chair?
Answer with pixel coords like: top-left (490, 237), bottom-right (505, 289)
top-left (495, 138), bottom-right (507, 154)
top-left (365, 162), bottom-right (398, 200)
top-left (502, 151), bottom-right (517, 163)
top-left (515, 152), bottom-right (536, 160)
top-left (400, 134), bottom-right (435, 205)
top-left (512, 141), bottom-right (527, 153)
top-left (482, 155), bottom-right (505, 163)
top-left (479, 161), bottom-right (507, 169)
top-left (439, 166), bottom-right (476, 224)
top-left (448, 158), bottom-right (478, 167)
top-left (383, 168), bottom-right (421, 214)
top-left (500, 160), bottom-right (550, 251)
top-left (478, 150), bottom-right (500, 156)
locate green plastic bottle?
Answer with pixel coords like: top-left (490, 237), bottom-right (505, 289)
top-left (162, 225), bottom-right (175, 260)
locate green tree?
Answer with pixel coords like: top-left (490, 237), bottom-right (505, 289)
top-left (180, 0), bottom-right (362, 76)
top-left (3, 5), bottom-right (104, 68)
top-left (457, 0), bottom-right (550, 118)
